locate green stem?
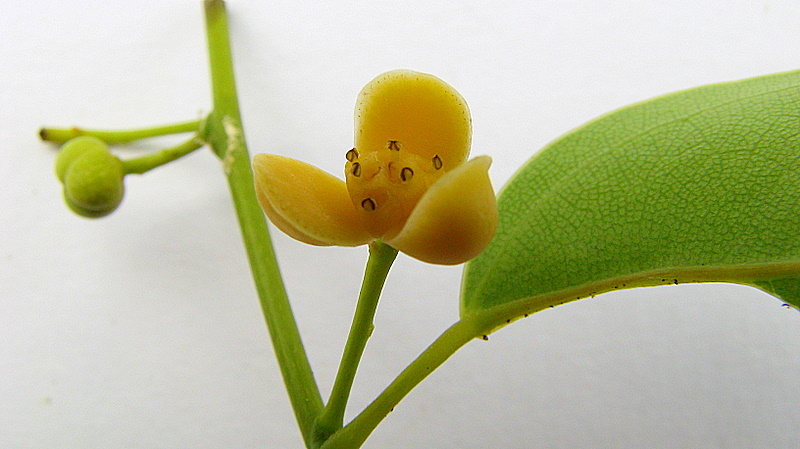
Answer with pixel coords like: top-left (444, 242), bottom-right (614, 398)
top-left (39, 119), bottom-right (202, 144)
top-left (321, 317), bottom-right (485, 449)
top-left (203, 1), bottom-right (323, 447)
top-left (121, 134), bottom-right (205, 174)
top-left (314, 242), bottom-right (399, 445)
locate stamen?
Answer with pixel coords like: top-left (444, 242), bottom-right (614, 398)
top-left (361, 198), bottom-right (376, 211)
top-left (432, 155), bottom-right (443, 170)
top-left (346, 148), bottom-right (359, 161)
top-left (387, 140), bottom-right (401, 151)
top-left (351, 162), bottom-right (362, 177)
top-left (400, 167), bottom-right (414, 182)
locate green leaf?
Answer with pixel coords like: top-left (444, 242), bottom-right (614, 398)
top-left (462, 69), bottom-right (800, 326)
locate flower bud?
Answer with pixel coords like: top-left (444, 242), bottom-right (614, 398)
top-left (55, 136), bottom-right (108, 182)
top-left (56, 137), bottom-right (125, 218)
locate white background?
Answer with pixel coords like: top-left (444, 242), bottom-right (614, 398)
top-left (3, 1), bottom-right (800, 448)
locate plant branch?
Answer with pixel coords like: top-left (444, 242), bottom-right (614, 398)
top-left (203, 1), bottom-right (323, 446)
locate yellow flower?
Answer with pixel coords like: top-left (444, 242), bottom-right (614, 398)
top-left (253, 70), bottom-right (497, 265)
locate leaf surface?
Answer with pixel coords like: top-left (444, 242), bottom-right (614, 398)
top-left (462, 70), bottom-right (800, 327)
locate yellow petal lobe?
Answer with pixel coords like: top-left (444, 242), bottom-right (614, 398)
top-left (354, 69), bottom-right (471, 172)
top-left (384, 156), bottom-right (497, 265)
top-left (253, 154), bottom-right (373, 247)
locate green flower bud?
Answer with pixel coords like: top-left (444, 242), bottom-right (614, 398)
top-left (57, 137), bottom-right (125, 218)
top-left (55, 136), bottom-right (109, 182)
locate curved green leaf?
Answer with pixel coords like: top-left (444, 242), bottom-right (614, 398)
top-left (462, 70), bottom-right (800, 327)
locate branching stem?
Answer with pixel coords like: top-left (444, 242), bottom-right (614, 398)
top-left (320, 317), bottom-right (482, 449)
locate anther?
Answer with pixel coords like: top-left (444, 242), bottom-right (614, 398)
top-left (432, 155), bottom-right (443, 170)
top-left (346, 148), bottom-right (359, 161)
top-left (361, 198), bottom-right (376, 211)
top-left (387, 140), bottom-right (401, 151)
top-left (351, 162), bottom-right (362, 177)
top-left (400, 167), bottom-right (414, 182)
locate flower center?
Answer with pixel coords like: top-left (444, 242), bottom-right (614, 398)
top-left (345, 140), bottom-right (445, 238)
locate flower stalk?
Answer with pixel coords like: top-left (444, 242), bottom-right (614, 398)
top-left (121, 135), bottom-right (205, 174)
top-left (314, 241), bottom-right (398, 445)
top-left (39, 119), bottom-right (202, 144)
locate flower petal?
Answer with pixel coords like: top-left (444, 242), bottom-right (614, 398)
top-left (385, 156), bottom-right (497, 265)
top-left (253, 154), bottom-right (373, 247)
top-left (355, 70), bottom-right (471, 172)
